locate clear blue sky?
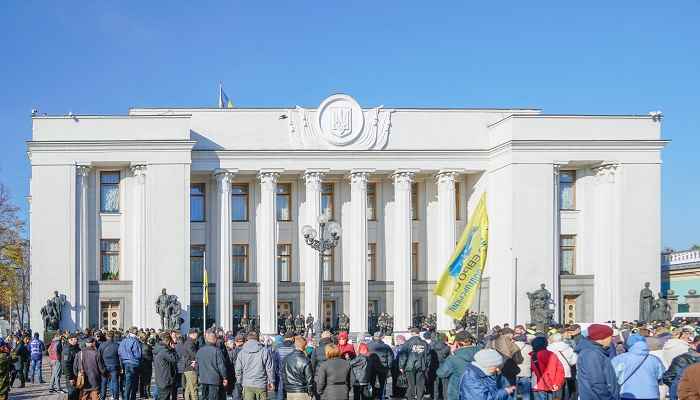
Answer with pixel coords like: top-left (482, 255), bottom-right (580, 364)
top-left (1, 1), bottom-right (698, 249)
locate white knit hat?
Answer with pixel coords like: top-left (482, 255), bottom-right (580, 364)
top-left (473, 349), bottom-right (504, 369)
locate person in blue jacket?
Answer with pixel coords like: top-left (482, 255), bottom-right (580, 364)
top-left (575, 324), bottom-right (620, 400)
top-left (611, 334), bottom-right (665, 400)
top-left (118, 327), bottom-right (143, 400)
top-left (459, 348), bottom-right (515, 400)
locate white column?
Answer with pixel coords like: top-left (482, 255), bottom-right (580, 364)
top-left (350, 170), bottom-right (370, 335)
top-left (302, 171), bottom-right (323, 322)
top-left (393, 170), bottom-right (414, 332)
top-left (256, 170), bottom-right (279, 335)
top-left (215, 169), bottom-right (235, 330)
top-left (552, 164), bottom-right (561, 323)
top-left (76, 165), bottom-right (90, 328)
top-left (435, 171), bottom-right (457, 331)
top-left (130, 164), bottom-right (147, 327)
top-left (593, 163), bottom-right (619, 321)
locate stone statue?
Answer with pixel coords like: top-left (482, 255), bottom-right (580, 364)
top-left (41, 299), bottom-right (59, 331)
top-left (649, 293), bottom-right (672, 321)
top-left (167, 298), bottom-right (183, 330)
top-left (639, 282), bottom-right (655, 322)
top-left (338, 313), bottom-right (350, 332)
top-left (155, 289), bottom-right (171, 330)
top-left (527, 283), bottom-right (554, 327)
top-left (305, 314), bottom-right (314, 337)
top-left (50, 291), bottom-right (65, 325)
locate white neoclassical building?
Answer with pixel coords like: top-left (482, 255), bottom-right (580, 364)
top-left (28, 94), bottom-right (666, 337)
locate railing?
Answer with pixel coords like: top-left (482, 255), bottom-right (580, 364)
top-left (662, 250), bottom-right (700, 266)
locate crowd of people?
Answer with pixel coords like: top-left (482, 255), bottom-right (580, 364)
top-left (0, 319), bottom-right (700, 399)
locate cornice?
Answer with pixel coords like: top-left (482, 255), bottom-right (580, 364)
top-left (489, 140), bottom-right (668, 155)
top-left (27, 140), bottom-right (197, 152)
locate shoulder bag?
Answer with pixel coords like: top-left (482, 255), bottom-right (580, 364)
top-left (75, 352), bottom-right (86, 389)
top-left (620, 353), bottom-right (649, 387)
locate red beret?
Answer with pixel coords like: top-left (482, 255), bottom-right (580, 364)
top-left (587, 324), bottom-right (613, 341)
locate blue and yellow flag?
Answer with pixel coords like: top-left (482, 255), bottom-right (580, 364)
top-left (218, 83), bottom-right (234, 109)
top-left (203, 266), bottom-right (209, 307)
top-left (434, 193), bottom-right (489, 319)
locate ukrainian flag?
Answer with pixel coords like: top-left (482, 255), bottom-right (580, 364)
top-left (218, 83), bottom-right (234, 109)
top-left (434, 193), bottom-right (489, 319)
top-left (203, 266), bottom-right (209, 307)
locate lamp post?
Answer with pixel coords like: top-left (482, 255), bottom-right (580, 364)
top-left (302, 211), bottom-right (341, 340)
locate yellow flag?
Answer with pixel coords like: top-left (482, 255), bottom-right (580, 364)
top-left (203, 267), bottom-right (209, 307)
top-left (434, 193), bottom-right (489, 319)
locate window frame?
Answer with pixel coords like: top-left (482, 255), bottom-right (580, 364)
top-left (100, 239), bottom-right (120, 281)
top-left (100, 171), bottom-right (121, 213)
top-left (277, 243), bottom-right (292, 282)
top-left (411, 242), bottom-right (419, 280)
top-left (560, 234), bottom-right (576, 275)
top-left (367, 243), bottom-right (377, 281)
top-left (190, 183), bottom-right (206, 222)
top-left (321, 182), bottom-right (335, 221)
top-left (559, 170), bottom-right (576, 210)
top-left (232, 183), bottom-right (250, 222)
top-left (276, 183), bottom-right (292, 222)
top-left (232, 244), bottom-right (249, 283)
top-left (367, 182), bottom-right (377, 221)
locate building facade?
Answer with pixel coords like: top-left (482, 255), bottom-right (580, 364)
top-left (662, 248), bottom-right (700, 312)
top-left (28, 94), bottom-right (665, 336)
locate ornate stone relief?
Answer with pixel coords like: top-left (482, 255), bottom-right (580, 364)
top-left (288, 94), bottom-right (394, 150)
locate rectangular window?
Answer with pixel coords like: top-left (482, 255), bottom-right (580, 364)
top-left (412, 242), bottom-right (419, 280)
top-left (322, 249), bottom-right (334, 281)
top-left (100, 171), bottom-right (120, 213)
top-left (367, 183), bottom-right (377, 221)
top-left (190, 183), bottom-right (205, 222)
top-left (277, 244), bottom-right (292, 282)
top-left (455, 182), bottom-right (461, 220)
top-left (232, 244), bottom-right (248, 282)
top-left (560, 235), bottom-right (576, 274)
top-left (276, 183), bottom-right (292, 221)
top-left (560, 171), bottom-right (576, 210)
top-left (190, 245), bottom-right (214, 329)
top-left (190, 245), bottom-right (205, 282)
top-left (232, 184), bottom-right (249, 221)
top-left (100, 239), bottom-right (120, 280)
top-left (411, 183), bottom-right (419, 220)
top-left (321, 183), bottom-right (335, 220)
top-left (367, 243), bottom-right (377, 281)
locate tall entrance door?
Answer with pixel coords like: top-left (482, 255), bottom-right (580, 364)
top-left (101, 301), bottom-right (121, 330)
top-left (277, 302), bottom-right (293, 318)
top-left (323, 300), bottom-right (335, 330)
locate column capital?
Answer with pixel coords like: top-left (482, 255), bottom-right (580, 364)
top-left (392, 169), bottom-right (417, 185)
top-left (129, 164), bottom-right (147, 177)
top-left (214, 168), bottom-right (237, 188)
top-left (434, 170), bottom-right (459, 185)
top-left (349, 169), bottom-right (373, 185)
top-left (76, 164), bottom-right (91, 177)
top-left (593, 162), bottom-right (620, 183)
top-left (258, 169), bottom-right (282, 183)
top-left (304, 170), bottom-right (326, 191)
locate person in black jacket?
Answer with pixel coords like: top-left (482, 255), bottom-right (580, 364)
top-left (428, 333), bottom-right (450, 400)
top-left (350, 343), bottom-right (374, 400)
top-left (98, 331), bottom-right (121, 400)
top-left (662, 336), bottom-right (700, 399)
top-left (10, 336), bottom-right (29, 388)
top-left (399, 328), bottom-right (429, 400)
top-left (140, 334), bottom-right (154, 399)
top-left (367, 332), bottom-right (393, 400)
top-left (62, 334), bottom-right (81, 400)
top-left (311, 331), bottom-right (333, 371)
top-left (153, 335), bottom-right (178, 400)
top-left (283, 336), bottom-right (314, 399)
top-left (226, 334), bottom-right (245, 400)
top-left (176, 329), bottom-right (199, 400)
top-left (196, 331), bottom-right (229, 400)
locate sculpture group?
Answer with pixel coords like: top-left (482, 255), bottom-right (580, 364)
top-left (155, 289), bottom-right (184, 330)
top-left (639, 282), bottom-right (672, 322)
top-left (527, 283), bottom-right (555, 327)
top-left (40, 291), bottom-right (65, 331)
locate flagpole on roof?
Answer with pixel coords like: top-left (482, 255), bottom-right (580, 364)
top-left (218, 82), bottom-right (224, 109)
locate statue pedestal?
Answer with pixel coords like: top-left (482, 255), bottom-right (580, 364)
top-left (667, 290), bottom-right (679, 318)
top-left (686, 290), bottom-right (700, 313)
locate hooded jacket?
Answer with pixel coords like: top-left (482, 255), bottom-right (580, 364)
top-left (436, 346), bottom-right (478, 400)
top-left (547, 341), bottom-right (577, 378)
top-left (118, 334), bottom-right (142, 367)
top-left (663, 348), bottom-right (700, 400)
top-left (611, 339), bottom-right (664, 399)
top-left (337, 332), bottom-right (355, 360)
top-left (575, 337), bottom-right (620, 400)
top-left (367, 339), bottom-right (393, 369)
top-left (234, 339), bottom-right (274, 389)
top-left (458, 362), bottom-right (510, 400)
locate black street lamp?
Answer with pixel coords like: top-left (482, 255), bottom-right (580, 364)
top-left (302, 212), bottom-right (341, 340)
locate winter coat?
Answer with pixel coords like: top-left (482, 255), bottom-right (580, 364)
top-left (141, 342), bottom-right (154, 368)
top-left (97, 339), bottom-right (120, 370)
top-left (678, 363), bottom-right (700, 400)
top-left (530, 349), bottom-right (565, 392)
top-left (118, 335), bottom-right (142, 367)
top-left (662, 338), bottom-right (690, 368)
top-left (367, 339), bottom-right (393, 369)
top-left (282, 349), bottom-right (313, 394)
top-left (62, 343), bottom-right (80, 380)
top-left (0, 348), bottom-right (13, 395)
top-left (154, 345), bottom-right (178, 388)
top-left (399, 335), bottom-right (430, 372)
top-left (234, 339), bottom-right (274, 389)
top-left (575, 337), bottom-right (620, 400)
top-left (490, 335), bottom-right (522, 384)
top-left (458, 362), bottom-right (511, 400)
top-left (349, 354), bottom-right (371, 386)
top-left (315, 358), bottom-right (350, 400)
top-left (276, 340), bottom-right (295, 364)
top-left (29, 338), bottom-right (44, 361)
top-left (196, 343), bottom-right (228, 386)
top-left (436, 346), bottom-right (478, 400)
top-left (337, 334), bottom-right (355, 360)
top-left (12, 342), bottom-right (29, 370)
top-left (73, 347), bottom-right (106, 391)
top-left (311, 337), bottom-right (332, 370)
top-left (611, 340), bottom-right (664, 400)
top-left (547, 341), bottom-right (577, 378)
top-left (663, 349), bottom-right (700, 400)
top-left (176, 338), bottom-right (198, 373)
